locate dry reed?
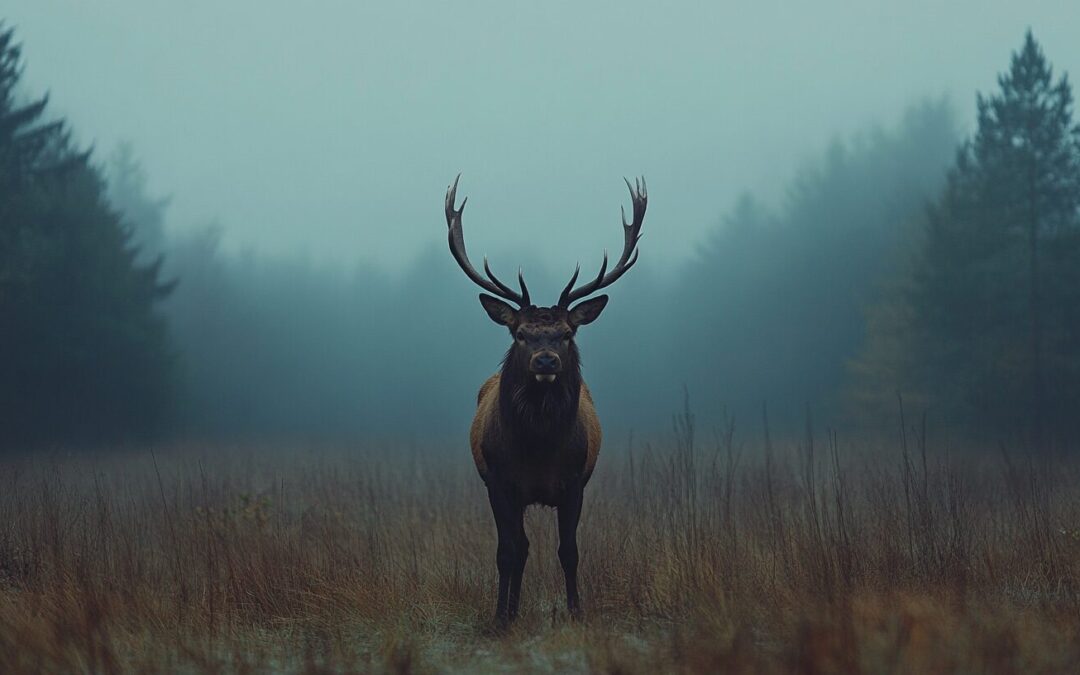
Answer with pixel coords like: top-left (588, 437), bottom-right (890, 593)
top-left (1, 419), bottom-right (1079, 673)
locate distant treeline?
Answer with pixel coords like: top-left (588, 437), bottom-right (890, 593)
top-left (2, 26), bottom-right (1079, 449)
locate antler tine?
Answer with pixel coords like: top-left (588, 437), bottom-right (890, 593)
top-left (483, 257), bottom-right (530, 306)
top-left (592, 250), bottom-right (610, 289)
top-left (445, 175), bottom-right (528, 307)
top-left (558, 176), bottom-right (648, 307)
top-left (516, 267), bottom-right (531, 306)
top-left (557, 263), bottom-right (582, 307)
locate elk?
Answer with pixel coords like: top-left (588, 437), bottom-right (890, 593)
top-left (444, 174), bottom-right (647, 626)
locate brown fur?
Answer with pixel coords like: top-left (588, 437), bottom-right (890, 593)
top-left (471, 373), bottom-right (601, 487)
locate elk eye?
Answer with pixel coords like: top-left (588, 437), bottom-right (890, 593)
top-left (516, 330), bottom-right (525, 341)
top-left (563, 331), bottom-right (572, 341)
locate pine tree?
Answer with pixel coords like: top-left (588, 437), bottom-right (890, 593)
top-left (856, 32), bottom-right (1080, 444)
top-left (0, 25), bottom-right (176, 448)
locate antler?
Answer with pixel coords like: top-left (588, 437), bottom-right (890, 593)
top-left (445, 174), bottom-right (531, 307)
top-left (558, 176), bottom-right (647, 307)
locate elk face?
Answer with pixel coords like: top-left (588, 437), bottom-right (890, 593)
top-left (478, 296), bottom-right (609, 384)
top-left (444, 174), bottom-right (646, 382)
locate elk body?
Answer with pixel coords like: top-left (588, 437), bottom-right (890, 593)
top-left (444, 175), bottom-right (647, 626)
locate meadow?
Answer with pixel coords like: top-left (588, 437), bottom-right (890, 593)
top-left (1, 413), bottom-right (1079, 673)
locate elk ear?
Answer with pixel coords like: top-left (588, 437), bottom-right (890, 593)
top-left (568, 295), bottom-right (608, 326)
top-left (479, 294), bottom-right (517, 326)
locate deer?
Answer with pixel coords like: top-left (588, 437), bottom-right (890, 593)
top-left (444, 174), bottom-right (647, 627)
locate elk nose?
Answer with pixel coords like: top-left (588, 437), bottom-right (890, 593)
top-left (533, 353), bottom-right (560, 372)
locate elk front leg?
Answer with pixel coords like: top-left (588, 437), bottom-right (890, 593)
top-left (557, 484), bottom-right (584, 618)
top-left (488, 484), bottom-right (525, 627)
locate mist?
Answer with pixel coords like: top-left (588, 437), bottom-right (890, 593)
top-left (105, 98), bottom-right (957, 440)
top-left (4, 3), bottom-right (1080, 446)
top-left (8, 2), bottom-right (1078, 270)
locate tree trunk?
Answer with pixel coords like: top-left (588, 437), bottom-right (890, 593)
top-left (1028, 161), bottom-right (1044, 450)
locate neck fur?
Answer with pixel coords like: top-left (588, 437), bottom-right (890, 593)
top-left (498, 343), bottom-right (582, 439)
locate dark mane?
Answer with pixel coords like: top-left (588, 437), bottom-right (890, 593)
top-left (498, 341), bottom-right (582, 440)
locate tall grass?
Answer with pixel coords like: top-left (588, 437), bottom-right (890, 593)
top-left (1, 428), bottom-right (1079, 673)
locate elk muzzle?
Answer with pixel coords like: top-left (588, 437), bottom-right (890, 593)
top-left (530, 351), bottom-right (561, 382)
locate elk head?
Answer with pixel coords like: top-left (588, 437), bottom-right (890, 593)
top-left (445, 175), bottom-right (647, 385)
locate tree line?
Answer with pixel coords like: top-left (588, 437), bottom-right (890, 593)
top-left (1, 25), bottom-right (1077, 449)
top-left (0, 26), bottom-right (173, 448)
top-left (851, 32), bottom-right (1080, 447)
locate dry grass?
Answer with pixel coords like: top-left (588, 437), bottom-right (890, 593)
top-left (1, 417), bottom-right (1079, 673)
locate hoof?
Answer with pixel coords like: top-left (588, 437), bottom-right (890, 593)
top-left (483, 614), bottom-right (511, 637)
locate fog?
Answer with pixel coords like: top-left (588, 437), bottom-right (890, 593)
top-left (3, 3), bottom-right (1080, 446)
top-left (9, 2), bottom-right (1078, 270)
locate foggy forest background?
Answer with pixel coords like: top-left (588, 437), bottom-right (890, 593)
top-left (2, 24), bottom-right (1079, 450)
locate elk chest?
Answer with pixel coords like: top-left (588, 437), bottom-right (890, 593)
top-left (497, 429), bottom-right (592, 507)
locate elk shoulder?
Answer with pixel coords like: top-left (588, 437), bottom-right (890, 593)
top-left (469, 373), bottom-right (601, 484)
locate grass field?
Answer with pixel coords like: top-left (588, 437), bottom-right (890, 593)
top-left (2, 415), bottom-right (1079, 673)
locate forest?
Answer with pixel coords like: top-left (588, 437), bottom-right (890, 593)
top-left (3, 28), bottom-right (1078, 450)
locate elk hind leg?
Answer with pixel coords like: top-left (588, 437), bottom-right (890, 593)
top-left (507, 514), bottom-right (529, 620)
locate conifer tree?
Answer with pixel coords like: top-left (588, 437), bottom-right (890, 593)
top-left (855, 32), bottom-right (1080, 444)
top-left (0, 25), bottom-right (175, 448)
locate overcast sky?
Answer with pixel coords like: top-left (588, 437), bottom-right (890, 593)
top-left (5, 1), bottom-right (1079, 277)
